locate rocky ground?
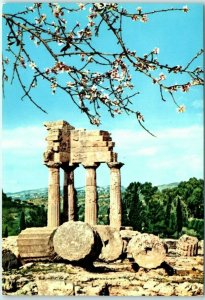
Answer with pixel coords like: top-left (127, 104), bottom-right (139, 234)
top-left (2, 235), bottom-right (204, 296)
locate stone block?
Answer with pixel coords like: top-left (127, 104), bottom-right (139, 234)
top-left (54, 153), bottom-right (60, 162)
top-left (93, 225), bottom-right (123, 262)
top-left (177, 234), bottom-right (198, 256)
top-left (127, 233), bottom-right (167, 268)
top-left (71, 141), bottom-right (109, 148)
top-left (59, 152), bottom-right (70, 162)
top-left (46, 134), bottom-right (61, 142)
top-left (17, 227), bottom-right (57, 262)
top-left (77, 147), bottom-right (111, 153)
top-left (85, 135), bottom-right (112, 142)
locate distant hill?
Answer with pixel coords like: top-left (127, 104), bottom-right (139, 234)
top-left (6, 186), bottom-right (114, 201)
top-left (157, 182), bottom-right (179, 191)
top-left (6, 183), bottom-right (176, 201)
top-left (7, 188), bottom-right (48, 200)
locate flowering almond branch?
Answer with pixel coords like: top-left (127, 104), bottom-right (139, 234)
top-left (2, 3), bottom-right (204, 134)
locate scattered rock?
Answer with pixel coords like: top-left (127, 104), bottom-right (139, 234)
top-left (16, 282), bottom-right (38, 295)
top-left (2, 236), bottom-right (19, 256)
top-left (127, 233), bottom-right (167, 268)
top-left (198, 240), bottom-right (204, 255)
top-left (153, 283), bottom-right (174, 296)
top-left (53, 221), bottom-right (102, 263)
top-left (120, 229), bottom-right (140, 240)
top-left (93, 225), bottom-right (123, 262)
top-left (2, 276), bottom-right (17, 293)
top-left (163, 238), bottom-right (177, 250)
top-left (84, 283), bottom-right (109, 296)
top-left (177, 235), bottom-right (198, 256)
top-left (17, 227), bottom-right (57, 263)
top-left (2, 249), bottom-right (20, 271)
top-left (36, 279), bottom-right (74, 296)
top-left (2, 236), bottom-right (21, 270)
top-left (175, 282), bottom-right (203, 296)
top-left (143, 279), bottom-right (158, 290)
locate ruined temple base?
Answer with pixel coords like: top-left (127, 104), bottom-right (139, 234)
top-left (2, 255), bottom-right (203, 296)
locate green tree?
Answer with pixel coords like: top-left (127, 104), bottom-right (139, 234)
top-left (146, 192), bottom-right (166, 236)
top-left (25, 206), bottom-right (47, 227)
top-left (3, 226), bottom-right (9, 238)
top-left (176, 196), bottom-right (183, 237)
top-left (140, 182), bottom-right (158, 203)
top-left (19, 211), bottom-right (26, 231)
top-left (178, 178), bottom-right (204, 218)
top-left (122, 182), bottom-right (148, 231)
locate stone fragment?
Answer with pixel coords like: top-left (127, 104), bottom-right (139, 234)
top-left (163, 238), bottom-right (177, 250)
top-left (175, 282), bottom-right (203, 296)
top-left (120, 229), bottom-right (140, 241)
top-left (53, 221), bottom-right (102, 263)
top-left (177, 234), bottom-right (198, 256)
top-left (2, 276), bottom-right (17, 292)
top-left (127, 233), bottom-right (167, 268)
top-left (198, 240), bottom-right (204, 255)
top-left (2, 236), bottom-right (19, 257)
top-left (2, 249), bottom-right (20, 271)
top-left (17, 227), bottom-right (57, 263)
top-left (143, 280), bottom-right (158, 290)
top-left (93, 225), bottom-right (123, 262)
top-left (84, 284), bottom-right (110, 296)
top-left (36, 280), bottom-right (74, 296)
top-left (15, 282), bottom-right (38, 295)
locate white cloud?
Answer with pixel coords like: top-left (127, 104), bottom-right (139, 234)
top-left (135, 146), bottom-right (159, 156)
top-left (2, 124), bottom-right (203, 192)
top-left (112, 125), bottom-right (203, 185)
top-left (2, 126), bottom-right (47, 154)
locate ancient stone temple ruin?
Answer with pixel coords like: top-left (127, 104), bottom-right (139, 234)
top-left (7, 120), bottom-right (202, 296)
top-left (43, 120), bottom-right (124, 229)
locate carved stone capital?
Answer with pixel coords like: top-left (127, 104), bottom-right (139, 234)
top-left (61, 163), bottom-right (79, 172)
top-left (45, 162), bottom-right (61, 168)
top-left (82, 162), bottom-right (100, 169)
top-left (108, 162), bottom-right (124, 169)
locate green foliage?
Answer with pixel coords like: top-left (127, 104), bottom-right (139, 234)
top-left (19, 211), bottom-right (26, 231)
top-left (185, 218), bottom-right (204, 240)
top-left (25, 205), bottom-right (47, 228)
top-left (177, 177), bottom-right (204, 218)
top-left (2, 191), bottom-right (47, 236)
top-left (2, 177), bottom-right (203, 239)
top-left (176, 197), bottom-right (183, 235)
top-left (146, 192), bottom-right (166, 235)
top-left (3, 226), bottom-right (8, 238)
top-left (122, 182), bottom-right (150, 231)
top-left (121, 178), bottom-right (203, 238)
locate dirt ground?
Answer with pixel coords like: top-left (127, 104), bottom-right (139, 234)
top-left (2, 254), bottom-right (204, 296)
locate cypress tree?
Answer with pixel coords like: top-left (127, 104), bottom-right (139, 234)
top-left (19, 211), bottom-right (26, 232)
top-left (176, 197), bottom-right (183, 237)
top-left (3, 226), bottom-right (8, 238)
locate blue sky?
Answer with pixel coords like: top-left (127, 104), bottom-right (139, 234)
top-left (2, 2), bottom-right (203, 193)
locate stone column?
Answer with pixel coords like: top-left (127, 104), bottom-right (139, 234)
top-left (47, 165), bottom-right (60, 227)
top-left (63, 164), bottom-right (79, 222)
top-left (108, 162), bottom-right (124, 229)
top-left (83, 163), bottom-right (100, 225)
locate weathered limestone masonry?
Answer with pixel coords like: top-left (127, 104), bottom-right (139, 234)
top-left (43, 120), bottom-right (124, 229)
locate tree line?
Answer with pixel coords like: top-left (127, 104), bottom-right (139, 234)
top-left (2, 177), bottom-right (203, 240)
top-left (122, 177), bottom-right (203, 239)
